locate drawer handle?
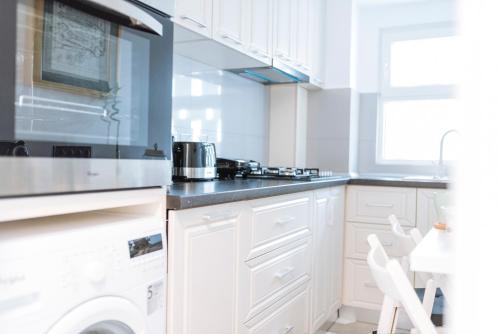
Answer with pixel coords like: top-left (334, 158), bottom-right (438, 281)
top-left (365, 203), bottom-right (394, 208)
top-left (202, 212), bottom-right (238, 223)
top-left (364, 281), bottom-right (378, 289)
top-left (275, 266), bottom-right (295, 280)
top-left (281, 325), bottom-right (295, 334)
top-left (221, 33), bottom-right (243, 45)
top-left (179, 15), bottom-right (207, 28)
top-left (275, 217), bottom-right (296, 226)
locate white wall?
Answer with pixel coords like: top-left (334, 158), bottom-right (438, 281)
top-left (356, 0), bottom-right (457, 93)
top-left (172, 54), bottom-right (270, 163)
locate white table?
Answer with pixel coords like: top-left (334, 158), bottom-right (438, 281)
top-left (410, 228), bottom-right (453, 275)
top-left (410, 227), bottom-right (453, 307)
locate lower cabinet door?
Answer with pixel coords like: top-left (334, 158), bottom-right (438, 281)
top-left (167, 204), bottom-right (244, 334)
top-left (311, 187), bottom-right (345, 333)
top-left (343, 259), bottom-right (384, 310)
top-left (343, 258), bottom-right (415, 310)
top-left (242, 288), bottom-right (310, 334)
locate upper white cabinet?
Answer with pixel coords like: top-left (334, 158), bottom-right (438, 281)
top-left (174, 0), bottom-right (213, 37)
top-left (212, 0), bottom-right (246, 51)
top-left (141, 0), bottom-right (174, 16)
top-left (246, 0), bottom-right (274, 64)
top-left (274, 0), bottom-right (311, 74)
top-left (175, 0), bottom-right (324, 84)
top-left (295, 0), bottom-right (311, 73)
top-left (273, 0), bottom-right (294, 65)
top-left (308, 0), bottom-right (326, 87)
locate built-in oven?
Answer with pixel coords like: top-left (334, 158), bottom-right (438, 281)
top-left (0, 0), bottom-right (173, 197)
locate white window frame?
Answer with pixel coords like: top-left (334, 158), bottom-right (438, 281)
top-left (376, 23), bottom-right (457, 165)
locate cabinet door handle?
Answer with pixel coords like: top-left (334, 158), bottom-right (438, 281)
top-left (281, 325), bottom-right (295, 334)
top-left (275, 266), bottom-right (295, 280)
top-left (202, 212), bottom-right (239, 223)
top-left (364, 281), bottom-right (378, 289)
top-left (249, 47), bottom-right (266, 57)
top-left (365, 203), bottom-right (394, 208)
top-left (275, 216), bottom-right (295, 226)
top-left (179, 15), bottom-right (207, 28)
top-left (382, 241), bottom-right (394, 247)
top-left (221, 33), bottom-right (243, 45)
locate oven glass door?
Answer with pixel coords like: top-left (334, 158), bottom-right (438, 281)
top-left (11, 0), bottom-right (172, 160)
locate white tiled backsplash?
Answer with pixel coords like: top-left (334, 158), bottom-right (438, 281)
top-left (172, 54), bottom-right (270, 164)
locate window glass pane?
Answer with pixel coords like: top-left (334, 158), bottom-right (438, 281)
top-left (390, 36), bottom-right (459, 87)
top-left (381, 99), bottom-right (459, 161)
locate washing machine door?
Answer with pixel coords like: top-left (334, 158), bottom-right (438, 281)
top-left (47, 297), bottom-right (148, 334)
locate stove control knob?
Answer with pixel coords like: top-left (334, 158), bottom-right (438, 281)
top-left (84, 262), bottom-right (106, 285)
top-left (12, 141), bottom-right (30, 157)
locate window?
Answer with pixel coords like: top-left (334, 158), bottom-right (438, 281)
top-left (377, 24), bottom-right (459, 164)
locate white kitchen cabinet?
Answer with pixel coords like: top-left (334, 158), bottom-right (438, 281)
top-left (242, 192), bottom-right (313, 261)
top-left (167, 203), bottom-right (245, 334)
top-left (346, 186), bottom-right (417, 226)
top-left (239, 236), bottom-right (312, 323)
top-left (168, 187), bottom-right (347, 333)
top-left (343, 185), bottom-right (446, 310)
top-left (240, 286), bottom-right (310, 334)
top-left (329, 186), bottom-right (346, 315)
top-left (245, 0), bottom-right (273, 64)
top-left (274, 0), bottom-right (311, 74)
top-left (310, 186), bottom-right (345, 333)
top-left (273, 0), bottom-right (294, 66)
top-left (343, 258), bottom-right (385, 310)
top-left (212, 0), bottom-right (246, 52)
top-left (174, 0), bottom-right (213, 37)
top-left (294, 0), bottom-right (311, 74)
top-left (308, 0), bottom-right (326, 87)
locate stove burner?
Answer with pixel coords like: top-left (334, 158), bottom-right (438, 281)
top-left (247, 167), bottom-right (320, 180)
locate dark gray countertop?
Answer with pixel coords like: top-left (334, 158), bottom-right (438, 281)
top-left (166, 175), bottom-right (448, 210)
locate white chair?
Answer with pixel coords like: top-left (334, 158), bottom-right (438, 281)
top-left (388, 215), bottom-right (440, 317)
top-left (367, 234), bottom-right (440, 334)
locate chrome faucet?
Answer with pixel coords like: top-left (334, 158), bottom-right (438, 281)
top-left (437, 129), bottom-right (459, 178)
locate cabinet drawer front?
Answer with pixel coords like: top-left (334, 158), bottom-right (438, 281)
top-left (346, 186), bottom-right (416, 226)
top-left (343, 259), bottom-right (384, 310)
top-left (345, 223), bottom-right (410, 259)
top-left (250, 194), bottom-right (311, 250)
top-left (251, 242), bottom-right (310, 307)
top-left (251, 289), bottom-right (308, 334)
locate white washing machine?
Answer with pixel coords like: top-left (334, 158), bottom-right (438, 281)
top-left (0, 210), bottom-right (167, 334)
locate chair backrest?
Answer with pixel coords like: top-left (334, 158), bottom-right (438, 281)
top-left (367, 234), bottom-right (438, 334)
top-left (367, 234), bottom-right (400, 300)
top-left (388, 214), bottom-right (422, 256)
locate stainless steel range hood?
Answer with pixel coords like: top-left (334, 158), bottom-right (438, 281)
top-left (173, 25), bottom-right (309, 85)
top-left (226, 59), bottom-right (310, 85)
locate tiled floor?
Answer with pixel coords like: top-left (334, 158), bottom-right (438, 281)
top-left (327, 321), bottom-right (411, 334)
